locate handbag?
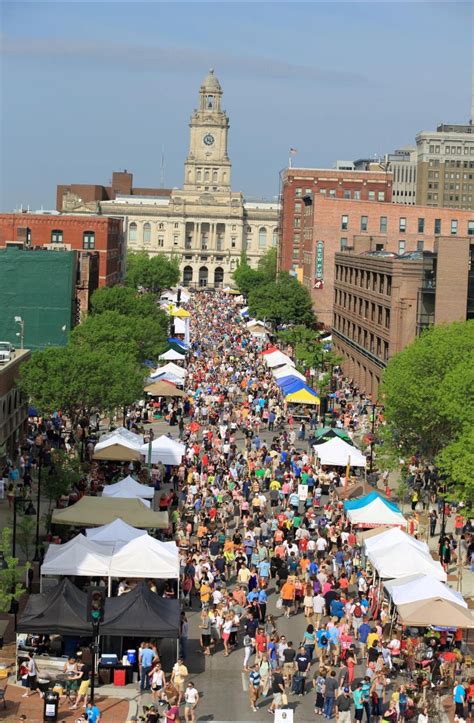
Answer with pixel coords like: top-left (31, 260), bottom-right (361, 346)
top-left (281, 693), bottom-right (288, 706)
top-left (276, 598), bottom-right (283, 610)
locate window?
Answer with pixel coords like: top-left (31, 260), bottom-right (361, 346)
top-left (272, 228), bottom-right (278, 246)
top-left (258, 227), bottom-right (267, 248)
top-left (398, 239), bottom-right (406, 254)
top-left (379, 216), bottom-right (387, 233)
top-left (451, 220), bottom-right (458, 235)
top-left (468, 220), bottom-right (474, 235)
top-left (399, 217), bottom-right (406, 232)
top-left (174, 222), bottom-right (179, 229)
top-left (231, 237), bottom-right (237, 249)
top-left (341, 215), bottom-right (349, 230)
top-left (294, 217), bottom-right (301, 228)
top-left (417, 239), bottom-right (424, 252)
top-left (173, 235), bottom-right (179, 246)
top-left (368, 191), bottom-right (375, 201)
top-left (340, 238), bottom-right (348, 250)
top-left (434, 218), bottom-right (441, 234)
top-left (378, 191), bottom-right (385, 201)
top-left (51, 229), bottom-right (63, 244)
top-left (360, 215), bottom-right (368, 232)
top-left (417, 218), bottom-right (424, 233)
top-left (294, 202), bottom-right (302, 212)
top-left (129, 222), bottom-right (137, 241)
top-left (329, 189), bottom-right (336, 198)
top-left (343, 190), bottom-right (351, 199)
top-left (83, 231), bottom-right (95, 249)
top-left (353, 190), bottom-right (361, 200)
top-left (295, 187), bottom-right (302, 197)
top-left (143, 222), bottom-right (151, 243)
top-left (158, 235), bottom-right (164, 247)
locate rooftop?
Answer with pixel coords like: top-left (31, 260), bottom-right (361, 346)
top-left (0, 347), bottom-right (31, 373)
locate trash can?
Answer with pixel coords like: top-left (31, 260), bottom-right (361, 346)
top-left (43, 690), bottom-right (59, 721)
top-left (114, 668), bottom-right (126, 686)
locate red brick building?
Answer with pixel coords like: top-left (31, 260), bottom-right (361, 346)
top-left (56, 170), bottom-right (171, 211)
top-left (279, 167), bottom-right (393, 272)
top-left (0, 213), bottom-right (124, 286)
top-left (301, 197), bottom-right (474, 326)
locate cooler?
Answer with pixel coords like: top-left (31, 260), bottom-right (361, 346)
top-left (126, 649), bottom-right (137, 665)
top-left (113, 668), bottom-right (126, 686)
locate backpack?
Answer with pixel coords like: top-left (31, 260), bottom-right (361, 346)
top-left (353, 603), bottom-right (362, 618)
top-left (319, 634), bottom-right (328, 646)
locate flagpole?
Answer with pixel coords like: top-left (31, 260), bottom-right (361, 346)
top-left (289, 154), bottom-right (292, 169)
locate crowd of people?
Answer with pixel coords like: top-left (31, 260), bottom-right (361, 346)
top-left (5, 289), bottom-right (473, 723)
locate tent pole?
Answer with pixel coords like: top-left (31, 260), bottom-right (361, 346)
top-left (108, 576), bottom-right (112, 597)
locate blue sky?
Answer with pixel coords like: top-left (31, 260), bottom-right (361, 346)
top-left (1, 1), bottom-right (472, 210)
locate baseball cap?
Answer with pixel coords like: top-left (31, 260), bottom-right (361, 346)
top-left (343, 687), bottom-right (350, 693)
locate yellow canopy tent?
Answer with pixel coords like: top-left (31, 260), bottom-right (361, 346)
top-left (170, 308), bottom-right (191, 318)
top-left (92, 444), bottom-right (142, 462)
top-left (286, 389), bottom-right (321, 405)
top-left (144, 380), bottom-right (187, 398)
top-left (51, 497), bottom-right (168, 529)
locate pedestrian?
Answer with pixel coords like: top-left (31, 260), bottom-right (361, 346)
top-left (249, 663), bottom-right (261, 712)
top-left (183, 681), bottom-right (199, 723)
top-left (21, 652), bottom-right (41, 699)
top-left (85, 702), bottom-right (102, 722)
top-left (171, 658), bottom-right (189, 705)
top-left (454, 678), bottom-right (466, 720)
top-left (268, 666), bottom-right (286, 714)
top-left (335, 686), bottom-right (353, 723)
top-left (139, 643), bottom-right (155, 693)
top-left (324, 669), bottom-right (338, 718)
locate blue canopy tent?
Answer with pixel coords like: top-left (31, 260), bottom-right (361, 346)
top-left (284, 383), bottom-right (319, 398)
top-left (167, 337), bottom-right (188, 349)
top-left (343, 491), bottom-right (400, 513)
top-left (276, 375), bottom-right (305, 389)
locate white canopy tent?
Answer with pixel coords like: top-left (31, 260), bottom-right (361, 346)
top-left (314, 437), bottom-right (366, 467)
top-left (102, 475), bottom-right (155, 500)
top-left (385, 574), bottom-right (467, 608)
top-left (273, 365), bottom-right (305, 381)
top-left (109, 535), bottom-right (180, 580)
top-left (41, 535), bottom-right (112, 580)
top-left (151, 362), bottom-right (186, 380)
top-left (158, 348), bottom-right (186, 361)
top-left (264, 351), bottom-right (295, 368)
top-left (85, 518), bottom-right (147, 544)
top-left (160, 288), bottom-right (191, 304)
top-left (347, 496), bottom-right (407, 529)
top-left (367, 544), bottom-right (447, 581)
top-left (173, 317), bottom-right (187, 336)
top-left (140, 435), bottom-right (186, 465)
top-left (365, 527), bottom-right (429, 555)
top-left (94, 428), bottom-right (143, 454)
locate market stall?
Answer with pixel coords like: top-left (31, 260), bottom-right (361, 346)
top-left (367, 543), bottom-right (447, 581)
top-left (101, 475), bottom-right (155, 500)
top-left (346, 495), bottom-right (407, 529)
top-left (51, 497), bottom-right (168, 529)
top-left (396, 597), bottom-right (474, 628)
top-left (139, 435), bottom-right (186, 465)
top-left (314, 436), bottom-right (366, 467)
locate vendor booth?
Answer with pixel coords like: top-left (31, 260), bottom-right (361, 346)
top-left (92, 427), bottom-right (143, 462)
top-left (367, 543), bottom-right (447, 581)
top-left (396, 597), bottom-right (474, 628)
top-left (346, 495), bottom-right (407, 529)
top-left (144, 380), bottom-right (187, 398)
top-left (273, 365), bottom-right (305, 381)
top-left (140, 435), bottom-right (185, 465)
top-left (51, 497), bottom-right (168, 529)
top-left (102, 475), bottom-right (154, 500)
top-left (86, 518), bottom-right (146, 544)
top-left (385, 574), bottom-right (467, 608)
top-left (365, 527), bottom-right (429, 556)
top-left (314, 437), bottom-right (366, 467)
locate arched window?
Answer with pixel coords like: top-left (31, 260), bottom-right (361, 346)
top-left (214, 266), bottom-right (224, 286)
top-left (213, 170), bottom-right (218, 182)
top-left (199, 266), bottom-right (208, 287)
top-left (183, 266), bottom-right (193, 286)
top-left (143, 223), bottom-right (151, 243)
top-left (258, 227), bottom-right (267, 248)
top-left (129, 222), bottom-right (137, 242)
top-left (272, 228), bottom-right (279, 246)
top-left (196, 170), bottom-right (202, 182)
top-left (204, 170), bottom-right (210, 182)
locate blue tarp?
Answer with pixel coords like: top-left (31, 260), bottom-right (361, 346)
top-left (276, 375), bottom-right (304, 388)
top-left (343, 491), bottom-right (400, 513)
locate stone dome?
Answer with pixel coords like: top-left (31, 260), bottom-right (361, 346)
top-left (201, 68), bottom-right (221, 92)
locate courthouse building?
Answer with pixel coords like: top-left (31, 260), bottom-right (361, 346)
top-left (58, 70), bottom-right (279, 288)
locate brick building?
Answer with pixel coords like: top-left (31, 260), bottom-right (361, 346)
top-left (0, 348), bottom-right (31, 461)
top-left (332, 236), bottom-right (474, 397)
top-left (279, 167), bottom-right (393, 273)
top-left (300, 196), bottom-right (474, 327)
top-left (0, 213), bottom-right (123, 286)
top-left (56, 170), bottom-right (171, 212)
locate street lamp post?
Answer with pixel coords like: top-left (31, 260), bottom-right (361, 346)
top-left (14, 316), bottom-right (24, 349)
top-left (33, 442), bottom-right (45, 562)
top-left (366, 401), bottom-right (383, 475)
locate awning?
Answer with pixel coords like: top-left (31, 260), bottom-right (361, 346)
top-left (313, 427), bottom-right (352, 443)
top-left (365, 527), bottom-right (429, 555)
top-left (273, 365), bottom-right (306, 381)
top-left (344, 490), bottom-right (400, 513)
top-left (93, 443), bottom-right (143, 461)
top-left (86, 518), bottom-right (147, 544)
top-left (367, 543), bottom-right (446, 580)
top-left (144, 380), bottom-right (187, 397)
top-left (102, 475), bottom-right (155, 500)
top-left (140, 435), bottom-right (186, 465)
top-left (396, 598), bottom-right (474, 628)
top-left (17, 579), bottom-right (90, 636)
top-left (264, 351), bottom-right (295, 368)
top-left (51, 497), bottom-right (168, 529)
top-left (286, 389), bottom-right (320, 405)
top-left (100, 582), bottom-right (180, 637)
top-left (385, 574), bottom-right (467, 608)
top-left (159, 348), bottom-right (186, 361)
top-left (108, 536), bottom-right (179, 580)
top-left (347, 497), bottom-right (407, 530)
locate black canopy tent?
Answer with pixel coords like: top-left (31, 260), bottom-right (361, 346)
top-left (17, 578), bottom-right (90, 636)
top-left (17, 580), bottom-right (180, 638)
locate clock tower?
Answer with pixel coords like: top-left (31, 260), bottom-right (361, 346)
top-left (184, 69), bottom-right (232, 192)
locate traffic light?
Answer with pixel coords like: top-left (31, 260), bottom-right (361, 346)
top-left (87, 586), bottom-right (106, 625)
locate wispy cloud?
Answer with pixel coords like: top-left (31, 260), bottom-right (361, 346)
top-left (0, 33), bottom-right (368, 86)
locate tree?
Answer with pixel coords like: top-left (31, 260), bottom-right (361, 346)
top-left (125, 251), bottom-right (180, 292)
top-left (248, 272), bottom-right (315, 327)
top-left (70, 310), bottom-right (168, 363)
top-left (381, 320), bottom-right (474, 459)
top-left (44, 450), bottom-right (82, 511)
top-left (19, 345), bottom-right (146, 422)
top-left (381, 320), bottom-right (474, 506)
top-left (0, 528), bottom-right (28, 612)
top-left (90, 286), bottom-right (162, 320)
top-left (257, 247), bottom-right (277, 280)
top-left (233, 249), bottom-right (277, 296)
top-left (16, 516), bottom-right (36, 561)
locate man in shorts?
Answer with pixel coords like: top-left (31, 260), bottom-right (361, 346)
top-left (352, 681), bottom-right (365, 722)
top-left (268, 667), bottom-right (286, 714)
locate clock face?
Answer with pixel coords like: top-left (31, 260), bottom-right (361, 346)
top-left (203, 133), bottom-right (215, 146)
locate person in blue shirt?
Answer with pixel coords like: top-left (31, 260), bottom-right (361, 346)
top-left (453, 679), bottom-right (466, 719)
top-left (257, 588), bottom-right (268, 622)
top-left (289, 492), bottom-right (299, 510)
top-left (316, 628), bottom-right (329, 664)
top-left (330, 596), bottom-right (345, 620)
top-left (358, 619), bottom-right (371, 659)
top-left (139, 643), bottom-right (156, 691)
top-left (85, 703), bottom-right (101, 722)
top-left (257, 559), bottom-right (271, 583)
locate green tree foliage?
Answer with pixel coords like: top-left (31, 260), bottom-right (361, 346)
top-left (70, 310), bottom-right (167, 363)
top-left (90, 286), bottom-right (160, 319)
top-left (248, 272), bottom-right (315, 327)
top-left (43, 450), bottom-right (82, 510)
top-left (233, 249), bottom-right (277, 296)
top-left (125, 251), bottom-right (180, 292)
top-left (0, 528), bottom-right (28, 612)
top-left (16, 516), bottom-right (36, 561)
top-left (381, 320), bottom-right (474, 506)
top-left (19, 345), bottom-right (146, 421)
top-left (436, 428), bottom-right (474, 509)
